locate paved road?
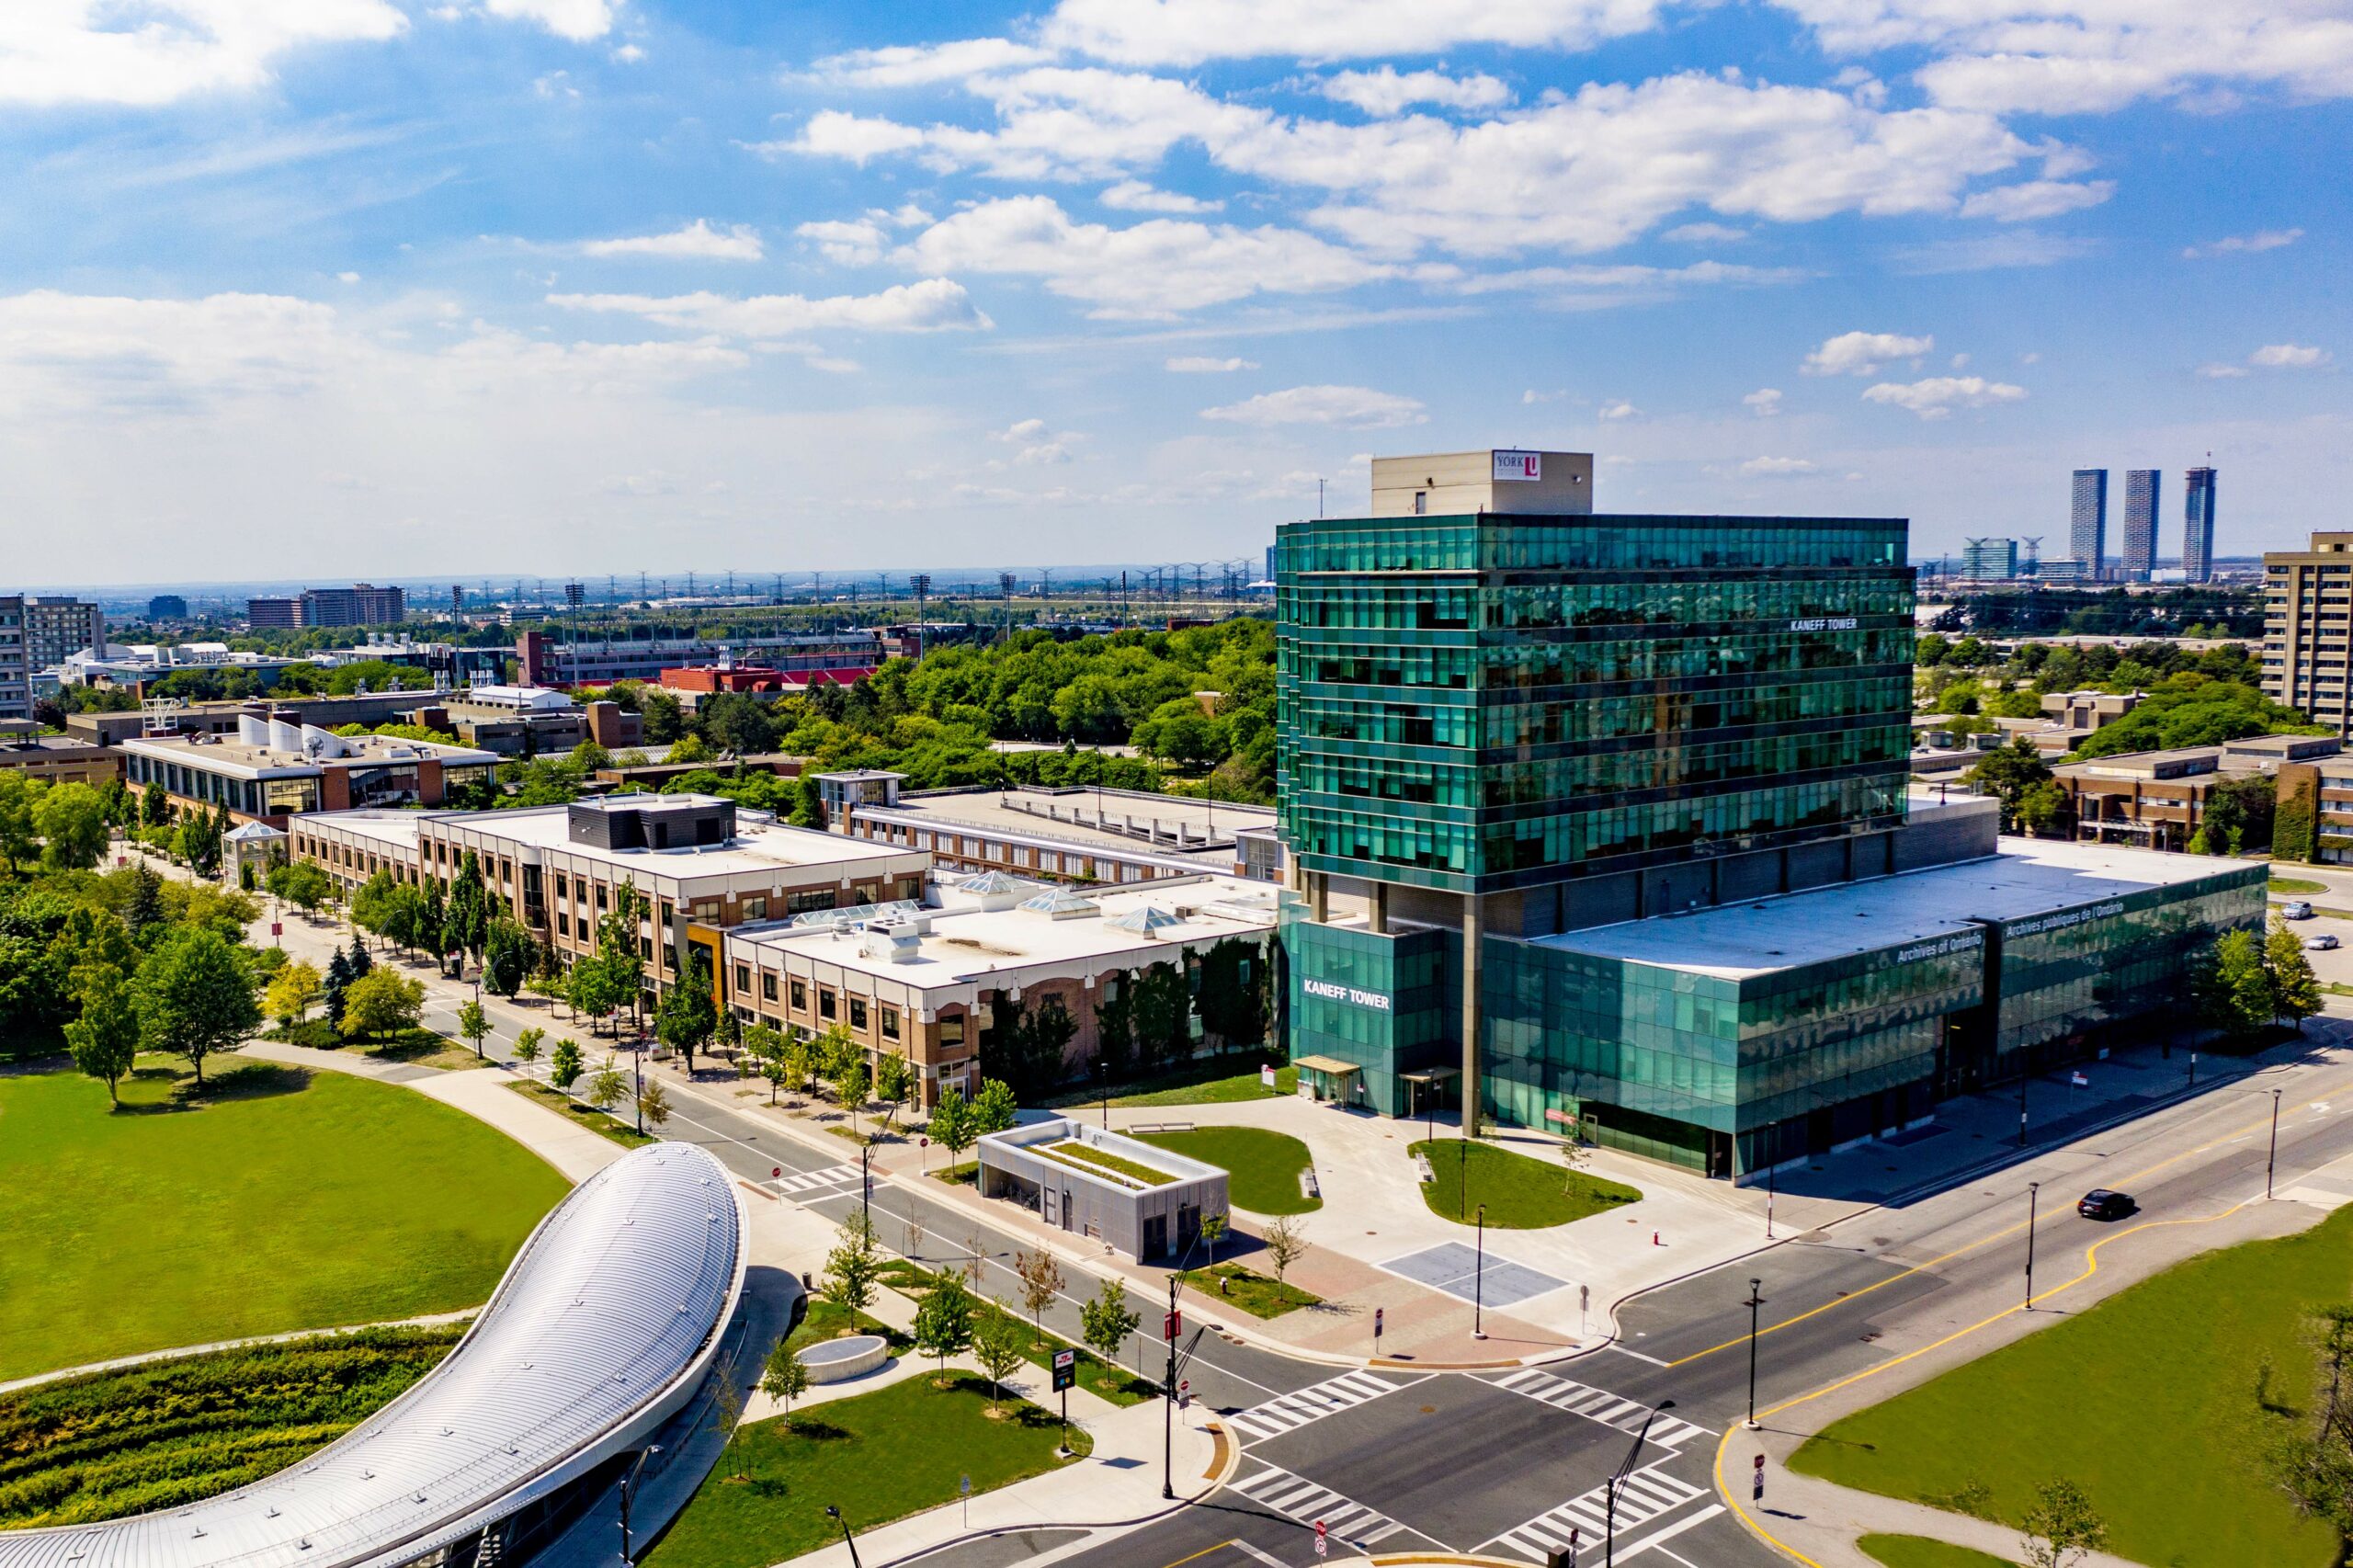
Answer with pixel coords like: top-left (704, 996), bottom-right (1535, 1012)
top-left (241, 892), bottom-right (2353, 1567)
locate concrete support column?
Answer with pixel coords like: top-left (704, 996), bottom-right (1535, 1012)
top-left (1461, 891), bottom-right (1482, 1135)
top-left (1308, 870), bottom-right (1329, 923)
top-left (1369, 882), bottom-right (1389, 935)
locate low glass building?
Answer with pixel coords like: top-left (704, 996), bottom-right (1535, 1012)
top-left (1287, 839), bottom-right (2265, 1176)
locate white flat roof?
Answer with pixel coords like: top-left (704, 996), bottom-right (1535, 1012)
top-left (734, 874), bottom-right (1279, 987)
top-left (426, 803), bottom-right (915, 879)
top-left (298, 809), bottom-right (425, 853)
top-left (120, 732), bottom-right (497, 778)
top-left (1537, 838), bottom-right (2247, 981)
top-left (869, 788), bottom-right (1271, 859)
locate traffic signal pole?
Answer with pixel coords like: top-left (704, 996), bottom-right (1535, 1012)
top-left (1163, 1273), bottom-right (1180, 1500)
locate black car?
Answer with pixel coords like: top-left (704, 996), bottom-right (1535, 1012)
top-left (2078, 1188), bottom-right (2136, 1221)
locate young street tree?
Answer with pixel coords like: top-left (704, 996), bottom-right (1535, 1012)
top-left (1261, 1215), bottom-right (1310, 1287)
top-left (586, 1055), bottom-right (629, 1111)
top-left (2018, 1478), bottom-right (2109, 1568)
top-left (456, 998), bottom-right (493, 1060)
top-left (1080, 1275), bottom-right (1141, 1368)
top-left (972, 1305), bottom-right (1028, 1411)
top-left (873, 1050), bottom-right (913, 1128)
top-left (64, 963), bottom-right (140, 1108)
top-left (656, 951), bottom-right (719, 1074)
top-left (927, 1086), bottom-right (976, 1172)
top-left (2268, 915), bottom-right (2325, 1030)
top-left (549, 1038), bottom-right (584, 1091)
top-left (1014, 1249), bottom-right (1065, 1343)
top-left (638, 1077), bottom-right (672, 1130)
top-left (762, 1340), bottom-right (811, 1426)
top-left (709, 1361), bottom-right (748, 1481)
top-left (824, 1213), bottom-right (884, 1319)
top-left (912, 1273), bottom-right (978, 1381)
top-left (512, 1025), bottom-right (545, 1066)
top-left (972, 1077), bottom-right (1019, 1137)
top-left (483, 916), bottom-right (533, 999)
top-left (1199, 1209), bottom-right (1229, 1269)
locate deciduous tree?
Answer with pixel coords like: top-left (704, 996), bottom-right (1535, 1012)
top-left (913, 1273), bottom-right (977, 1381)
top-left (64, 962), bottom-right (140, 1107)
top-left (972, 1304), bottom-right (1027, 1411)
top-left (456, 997), bottom-right (492, 1059)
top-left (338, 969), bottom-right (425, 1043)
top-left (762, 1340), bottom-right (811, 1426)
top-left (1261, 1215), bottom-right (1310, 1287)
top-left (656, 951), bottom-right (719, 1074)
top-left (265, 960), bottom-right (322, 1028)
top-left (133, 928), bottom-right (262, 1084)
top-left (2018, 1478), bottom-right (2108, 1568)
top-left (1014, 1249), bottom-right (1064, 1341)
top-left (1080, 1275), bottom-right (1140, 1367)
top-left (35, 782), bottom-right (108, 870)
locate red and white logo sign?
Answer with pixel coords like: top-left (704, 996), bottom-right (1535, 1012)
top-left (1494, 449), bottom-right (1542, 482)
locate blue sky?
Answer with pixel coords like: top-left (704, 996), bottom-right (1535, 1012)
top-left (2, 0), bottom-right (2346, 585)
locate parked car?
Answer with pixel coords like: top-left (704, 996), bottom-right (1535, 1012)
top-left (2078, 1188), bottom-right (2136, 1221)
top-left (2281, 901), bottom-right (2316, 920)
top-left (2309, 934), bottom-right (2341, 951)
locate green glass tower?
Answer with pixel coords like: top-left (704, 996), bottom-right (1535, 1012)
top-left (1275, 451), bottom-right (2262, 1177)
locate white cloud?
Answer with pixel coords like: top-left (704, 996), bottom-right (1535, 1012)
top-left (0, 0), bottom-right (406, 106)
top-left (1804, 330), bottom-right (1933, 376)
top-left (545, 278), bottom-right (994, 338)
top-left (878, 203), bottom-right (935, 228)
top-left (1321, 67), bottom-right (1512, 116)
top-left (1524, 388), bottom-right (1568, 403)
top-left (2184, 228), bottom-right (2303, 258)
top-left (1435, 259), bottom-right (1804, 309)
top-left (1860, 375), bottom-right (2028, 418)
top-left (1777, 0), bottom-right (2353, 115)
top-left (1957, 179), bottom-right (2115, 222)
top-left (609, 41), bottom-right (643, 62)
top-left (1165, 356), bottom-right (1256, 372)
top-left (1598, 400), bottom-right (1641, 420)
top-left (583, 220), bottom-right (764, 261)
top-left (989, 416), bottom-right (1079, 464)
top-left (773, 110), bottom-right (929, 165)
top-left (809, 38), bottom-right (1053, 88)
top-left (2252, 342), bottom-right (2333, 369)
top-left (1889, 231), bottom-right (2101, 273)
top-left (894, 197), bottom-right (1397, 318)
top-left (1042, 0), bottom-right (1665, 64)
top-left (2197, 362), bottom-right (2251, 379)
top-left (1740, 456), bottom-right (1816, 475)
top-left (1100, 180), bottom-right (1222, 213)
top-left (478, 0), bottom-right (615, 42)
top-left (1744, 387), bottom-right (1783, 416)
top-left (779, 68), bottom-right (2034, 260)
top-left (794, 219), bottom-right (888, 266)
top-left (336, 271), bottom-right (362, 284)
top-left (532, 70), bottom-right (577, 99)
top-left (1662, 222), bottom-right (1748, 244)
top-left (1199, 384), bottom-right (1426, 429)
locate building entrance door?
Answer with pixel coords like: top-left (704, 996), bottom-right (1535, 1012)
top-left (1042, 1187), bottom-right (1058, 1227)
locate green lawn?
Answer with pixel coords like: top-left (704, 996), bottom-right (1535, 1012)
top-left (1411, 1139), bottom-right (1642, 1228)
top-left (506, 1079), bottom-right (658, 1147)
top-left (1064, 1062), bottom-right (1297, 1108)
top-left (1178, 1262), bottom-right (1322, 1318)
top-left (1857, 1536), bottom-right (2018, 1568)
top-left (0, 1060), bottom-right (570, 1381)
top-left (1135, 1126), bottom-right (1321, 1215)
top-left (0, 1325), bottom-right (463, 1527)
top-left (876, 1261), bottom-right (1157, 1405)
top-left (2270, 876), bottom-right (2329, 895)
top-left (643, 1373), bottom-right (1087, 1568)
top-left (1793, 1203), bottom-right (2353, 1568)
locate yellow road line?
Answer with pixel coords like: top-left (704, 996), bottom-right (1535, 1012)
top-left (1714, 1195), bottom-right (2259, 1564)
top-left (1675, 1073), bottom-right (2335, 1369)
top-left (1158, 1542), bottom-right (1246, 1568)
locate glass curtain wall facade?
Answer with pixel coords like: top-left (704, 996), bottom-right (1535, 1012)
top-left (1472, 862), bottom-right (2264, 1176)
top-left (1276, 514), bottom-right (1915, 893)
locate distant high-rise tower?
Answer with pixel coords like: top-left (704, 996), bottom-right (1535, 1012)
top-left (2071, 469), bottom-right (2109, 578)
top-left (2184, 466), bottom-right (2218, 583)
top-left (2121, 470), bottom-right (2160, 580)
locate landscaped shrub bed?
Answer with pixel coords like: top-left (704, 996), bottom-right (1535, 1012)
top-left (0, 1324), bottom-right (465, 1528)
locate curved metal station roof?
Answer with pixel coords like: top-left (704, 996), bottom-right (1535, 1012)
top-left (0, 1142), bottom-right (745, 1568)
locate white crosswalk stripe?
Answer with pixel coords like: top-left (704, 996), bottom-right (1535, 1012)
top-left (1222, 1369), bottom-right (1421, 1444)
top-left (1482, 1467), bottom-right (1707, 1562)
top-left (1226, 1461), bottom-right (1414, 1551)
top-left (768, 1164), bottom-right (864, 1198)
top-left (1486, 1367), bottom-right (1711, 1448)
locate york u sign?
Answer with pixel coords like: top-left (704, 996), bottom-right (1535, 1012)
top-left (1303, 977), bottom-right (1393, 1013)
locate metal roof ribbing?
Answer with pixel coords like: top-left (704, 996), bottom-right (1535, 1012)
top-left (0, 1143), bottom-right (744, 1568)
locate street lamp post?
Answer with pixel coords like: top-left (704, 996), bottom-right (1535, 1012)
top-left (632, 1032), bottom-right (645, 1136)
top-left (2024, 1181), bottom-right (2040, 1311)
top-left (1745, 1278), bottom-right (1765, 1429)
top-left (824, 1506), bottom-right (864, 1568)
top-left (1162, 1272), bottom-right (1181, 1501)
top-left (618, 1444), bottom-right (661, 1564)
top-left (1472, 1205), bottom-right (1487, 1340)
top-left (2269, 1088), bottom-right (2283, 1199)
top-left (1605, 1401), bottom-right (1677, 1567)
top-left (859, 1140), bottom-right (873, 1231)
